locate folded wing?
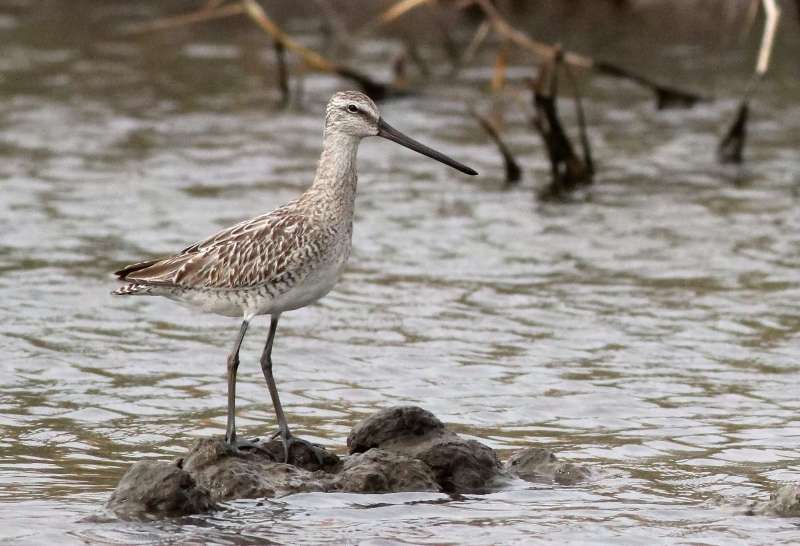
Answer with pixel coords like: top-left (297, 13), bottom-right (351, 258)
top-left (115, 205), bottom-right (319, 290)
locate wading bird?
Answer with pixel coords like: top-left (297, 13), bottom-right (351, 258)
top-left (113, 91), bottom-right (477, 461)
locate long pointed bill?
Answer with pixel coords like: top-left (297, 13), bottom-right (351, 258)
top-left (377, 118), bottom-right (478, 176)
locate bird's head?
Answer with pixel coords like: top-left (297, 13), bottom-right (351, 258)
top-left (324, 90), bottom-right (478, 176)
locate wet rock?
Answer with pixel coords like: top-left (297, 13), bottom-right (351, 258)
top-left (347, 406), bottom-right (445, 453)
top-left (348, 406), bottom-right (504, 493)
top-left (333, 448), bottom-right (440, 493)
top-left (506, 447), bottom-right (592, 486)
top-left (108, 406), bottom-right (591, 519)
top-left (181, 437), bottom-right (335, 502)
top-left (747, 483), bottom-right (800, 517)
top-left (106, 460), bottom-right (214, 519)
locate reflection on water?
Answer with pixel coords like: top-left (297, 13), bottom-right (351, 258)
top-left (1, 2), bottom-right (799, 544)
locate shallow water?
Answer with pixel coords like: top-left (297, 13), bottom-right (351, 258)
top-left (1, 2), bottom-right (800, 544)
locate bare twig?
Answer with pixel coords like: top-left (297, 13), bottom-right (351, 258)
top-left (242, 0), bottom-right (397, 100)
top-left (243, 0), bottom-right (335, 72)
top-left (755, 0), bottom-right (781, 77)
top-left (473, 109), bottom-right (522, 186)
top-left (378, 0), bottom-right (437, 26)
top-left (471, 0), bottom-right (704, 109)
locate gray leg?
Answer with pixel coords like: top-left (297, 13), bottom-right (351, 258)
top-left (259, 314), bottom-right (328, 465)
top-left (260, 315), bottom-right (290, 442)
top-left (225, 319), bottom-right (249, 445)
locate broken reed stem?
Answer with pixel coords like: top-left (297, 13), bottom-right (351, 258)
top-left (473, 109), bottom-right (522, 186)
top-left (121, 2), bottom-right (245, 35)
top-left (243, 0), bottom-right (335, 72)
top-left (719, 0), bottom-right (781, 164)
top-left (242, 0), bottom-right (393, 99)
top-left (755, 0), bottom-right (780, 77)
top-left (470, 0), bottom-right (703, 109)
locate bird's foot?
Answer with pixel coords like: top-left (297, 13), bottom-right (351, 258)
top-left (277, 429), bottom-right (331, 468)
top-left (224, 436), bottom-right (260, 455)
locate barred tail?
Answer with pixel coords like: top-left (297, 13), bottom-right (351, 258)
top-left (112, 283), bottom-right (153, 296)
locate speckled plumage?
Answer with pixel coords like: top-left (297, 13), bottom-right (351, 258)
top-left (114, 91), bottom-right (371, 319)
top-left (111, 90), bottom-right (476, 455)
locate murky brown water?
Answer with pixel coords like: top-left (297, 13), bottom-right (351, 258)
top-left (1, 2), bottom-right (799, 544)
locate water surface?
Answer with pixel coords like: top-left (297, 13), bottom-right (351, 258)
top-left (1, 3), bottom-right (799, 544)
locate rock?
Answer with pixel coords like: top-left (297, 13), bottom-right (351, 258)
top-left (181, 437), bottom-right (334, 502)
top-left (108, 406), bottom-right (592, 519)
top-left (347, 406), bottom-right (445, 453)
top-left (747, 483), bottom-right (800, 517)
top-left (415, 438), bottom-right (504, 493)
top-left (348, 406), bottom-right (504, 493)
top-left (506, 447), bottom-right (591, 486)
top-left (106, 461), bottom-right (214, 519)
top-left (333, 448), bottom-right (440, 493)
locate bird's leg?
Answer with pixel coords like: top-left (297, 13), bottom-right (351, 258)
top-left (225, 319), bottom-right (249, 448)
top-left (259, 314), bottom-right (327, 465)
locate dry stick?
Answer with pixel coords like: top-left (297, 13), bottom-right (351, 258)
top-left (719, 0), bottom-right (781, 164)
top-left (242, 0), bottom-right (395, 100)
top-left (473, 110), bottom-right (522, 186)
top-left (471, 0), bottom-right (704, 110)
top-left (372, 0), bottom-right (437, 28)
top-left (121, 2), bottom-right (246, 35)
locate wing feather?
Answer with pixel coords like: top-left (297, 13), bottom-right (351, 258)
top-left (116, 203), bottom-right (324, 290)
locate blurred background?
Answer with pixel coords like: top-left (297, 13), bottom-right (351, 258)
top-left (1, 1), bottom-right (799, 544)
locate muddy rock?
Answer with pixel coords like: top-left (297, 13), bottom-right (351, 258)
top-left (106, 460), bottom-right (214, 519)
top-left (333, 448), bottom-right (441, 493)
top-left (347, 406), bottom-right (446, 452)
top-left (348, 406), bottom-right (505, 492)
top-left (506, 447), bottom-right (592, 486)
top-left (180, 437), bottom-right (335, 502)
top-left (108, 406), bottom-right (591, 519)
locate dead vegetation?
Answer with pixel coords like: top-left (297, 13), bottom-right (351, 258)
top-left (120, 0), bottom-right (786, 199)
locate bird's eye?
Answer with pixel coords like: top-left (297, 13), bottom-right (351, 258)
top-left (346, 104), bottom-right (359, 113)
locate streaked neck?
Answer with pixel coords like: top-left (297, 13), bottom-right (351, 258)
top-left (312, 130), bottom-right (360, 195)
